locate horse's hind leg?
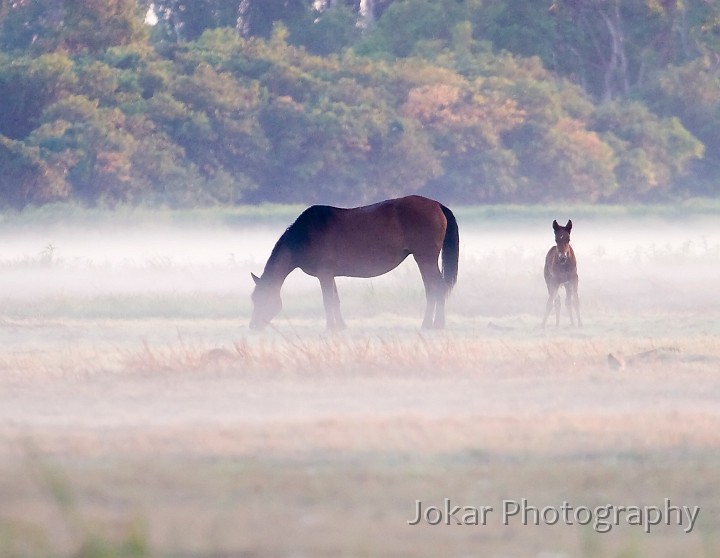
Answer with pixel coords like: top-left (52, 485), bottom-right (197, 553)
top-left (414, 255), bottom-right (444, 329)
top-left (433, 295), bottom-right (446, 329)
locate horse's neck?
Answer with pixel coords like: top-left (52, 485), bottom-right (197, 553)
top-left (262, 243), bottom-right (294, 286)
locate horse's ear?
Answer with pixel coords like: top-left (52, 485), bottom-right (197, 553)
top-left (251, 272), bottom-right (260, 285)
top-left (565, 219), bottom-right (572, 232)
top-left (552, 220), bottom-right (560, 231)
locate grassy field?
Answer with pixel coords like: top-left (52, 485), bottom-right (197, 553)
top-left (1, 203), bottom-right (719, 557)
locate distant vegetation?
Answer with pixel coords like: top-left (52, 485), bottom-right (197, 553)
top-left (0, 0), bottom-right (718, 208)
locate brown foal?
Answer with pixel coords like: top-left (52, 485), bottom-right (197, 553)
top-left (541, 219), bottom-right (581, 328)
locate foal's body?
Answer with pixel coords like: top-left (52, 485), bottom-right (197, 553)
top-left (250, 195), bottom-right (459, 330)
top-left (541, 219), bottom-right (581, 328)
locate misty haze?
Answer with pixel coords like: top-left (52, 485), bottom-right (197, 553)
top-left (1, 206), bottom-right (719, 556)
top-left (2, 0), bottom-right (720, 555)
top-left (1, 210), bottom-right (717, 324)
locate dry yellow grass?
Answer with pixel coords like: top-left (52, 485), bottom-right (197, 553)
top-left (1, 318), bottom-right (719, 557)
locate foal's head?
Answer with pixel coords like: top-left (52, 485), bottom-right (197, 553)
top-left (552, 219), bottom-right (573, 264)
top-left (250, 272), bottom-right (282, 330)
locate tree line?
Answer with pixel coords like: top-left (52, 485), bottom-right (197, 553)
top-left (0, 0), bottom-right (718, 208)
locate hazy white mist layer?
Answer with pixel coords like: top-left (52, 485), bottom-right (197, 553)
top-left (0, 214), bottom-right (718, 320)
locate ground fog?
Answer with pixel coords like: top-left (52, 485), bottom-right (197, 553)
top-left (0, 207), bottom-right (719, 557)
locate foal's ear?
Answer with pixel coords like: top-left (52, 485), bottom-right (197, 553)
top-left (251, 272), bottom-right (260, 285)
top-left (565, 219), bottom-right (573, 232)
top-left (552, 219), bottom-right (560, 231)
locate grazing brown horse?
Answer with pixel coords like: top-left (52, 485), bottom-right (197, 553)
top-left (250, 195), bottom-right (459, 330)
top-left (541, 219), bottom-right (581, 328)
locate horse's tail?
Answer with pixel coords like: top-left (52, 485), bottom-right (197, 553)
top-left (440, 204), bottom-right (459, 293)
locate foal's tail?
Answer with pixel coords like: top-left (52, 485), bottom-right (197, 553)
top-left (440, 204), bottom-right (459, 293)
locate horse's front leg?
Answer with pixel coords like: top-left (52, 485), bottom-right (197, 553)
top-left (554, 290), bottom-right (561, 327)
top-left (569, 279), bottom-right (582, 328)
top-left (319, 275), bottom-right (345, 331)
top-left (541, 284), bottom-right (558, 329)
top-left (331, 278), bottom-right (346, 330)
top-left (565, 286), bottom-right (576, 327)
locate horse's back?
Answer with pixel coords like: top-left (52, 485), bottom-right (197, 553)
top-left (387, 194), bottom-right (444, 217)
top-left (387, 196), bottom-right (448, 250)
top-left (294, 196), bottom-right (449, 278)
top-left (330, 195), bottom-right (447, 246)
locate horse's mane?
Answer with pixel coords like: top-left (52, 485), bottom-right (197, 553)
top-left (267, 205), bottom-right (336, 266)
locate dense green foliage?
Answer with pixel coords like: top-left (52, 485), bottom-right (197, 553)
top-left (0, 0), bottom-right (717, 207)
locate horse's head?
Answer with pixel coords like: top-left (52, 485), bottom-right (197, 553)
top-left (250, 272), bottom-right (282, 330)
top-left (552, 219), bottom-right (573, 263)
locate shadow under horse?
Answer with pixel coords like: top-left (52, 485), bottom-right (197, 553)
top-left (250, 195), bottom-right (459, 330)
top-left (541, 219), bottom-right (582, 328)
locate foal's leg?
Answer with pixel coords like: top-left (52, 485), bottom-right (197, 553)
top-left (565, 285), bottom-right (576, 327)
top-left (541, 284), bottom-right (558, 329)
top-left (554, 290), bottom-right (561, 327)
top-left (319, 275), bottom-right (345, 330)
top-left (570, 279), bottom-right (582, 327)
top-left (414, 255), bottom-right (444, 329)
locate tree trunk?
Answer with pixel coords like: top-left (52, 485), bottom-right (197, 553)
top-left (359, 0), bottom-right (375, 30)
top-left (599, 1), bottom-right (628, 102)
